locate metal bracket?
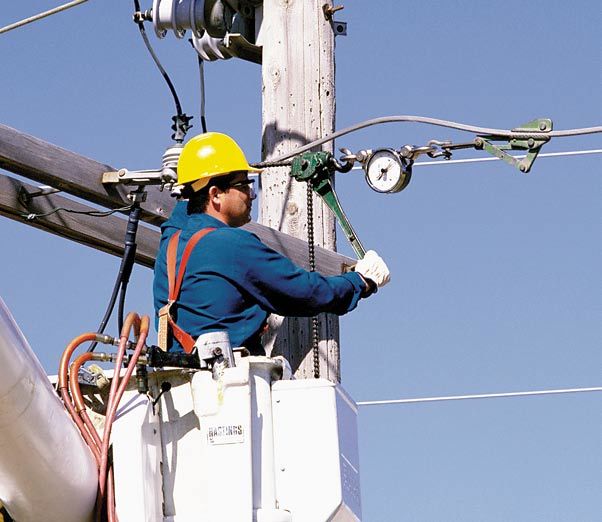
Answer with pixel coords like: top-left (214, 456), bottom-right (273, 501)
top-left (102, 168), bottom-right (167, 186)
top-left (77, 366), bottom-right (100, 387)
top-left (102, 144), bottom-right (182, 189)
top-left (322, 5), bottom-right (347, 36)
top-left (475, 118), bottom-right (553, 173)
top-left (291, 151), bottom-right (366, 258)
top-left (333, 21), bottom-right (347, 36)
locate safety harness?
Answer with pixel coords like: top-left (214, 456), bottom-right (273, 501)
top-left (157, 227), bottom-right (215, 353)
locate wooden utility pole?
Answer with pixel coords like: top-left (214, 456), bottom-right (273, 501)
top-left (260, 1), bottom-right (340, 381)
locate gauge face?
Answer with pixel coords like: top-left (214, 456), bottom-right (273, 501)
top-left (365, 149), bottom-right (411, 193)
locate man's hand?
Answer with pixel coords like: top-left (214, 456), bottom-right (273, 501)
top-left (354, 250), bottom-right (390, 295)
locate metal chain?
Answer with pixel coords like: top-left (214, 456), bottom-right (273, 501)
top-left (306, 182), bottom-right (320, 378)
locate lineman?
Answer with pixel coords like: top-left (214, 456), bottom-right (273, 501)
top-left (153, 132), bottom-right (390, 355)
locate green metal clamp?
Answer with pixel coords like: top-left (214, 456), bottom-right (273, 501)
top-left (291, 151), bottom-right (366, 259)
top-left (475, 118), bottom-right (553, 173)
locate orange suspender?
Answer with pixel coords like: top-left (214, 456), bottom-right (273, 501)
top-left (158, 227), bottom-right (215, 354)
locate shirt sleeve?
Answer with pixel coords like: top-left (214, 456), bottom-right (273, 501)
top-left (218, 228), bottom-right (366, 316)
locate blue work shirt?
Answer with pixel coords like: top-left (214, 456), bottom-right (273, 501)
top-left (153, 201), bottom-right (366, 354)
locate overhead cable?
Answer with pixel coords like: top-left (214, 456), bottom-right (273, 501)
top-left (255, 116), bottom-right (602, 167)
top-left (348, 148), bottom-right (602, 170)
top-left (198, 56), bottom-right (208, 133)
top-left (133, 0), bottom-right (183, 118)
top-left (21, 204), bottom-right (134, 221)
top-left (357, 386), bottom-right (602, 407)
top-left (0, 0), bottom-right (88, 35)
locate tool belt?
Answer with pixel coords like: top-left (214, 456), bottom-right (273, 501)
top-left (157, 227), bottom-right (215, 353)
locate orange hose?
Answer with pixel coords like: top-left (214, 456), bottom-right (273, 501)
top-left (107, 466), bottom-right (119, 522)
top-left (58, 333), bottom-right (98, 391)
top-left (69, 353), bottom-right (103, 451)
top-left (98, 312), bottom-right (142, 518)
top-left (58, 333), bottom-right (102, 463)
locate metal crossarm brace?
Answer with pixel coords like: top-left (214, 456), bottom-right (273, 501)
top-left (291, 152), bottom-right (366, 259)
top-left (475, 118), bottom-right (553, 173)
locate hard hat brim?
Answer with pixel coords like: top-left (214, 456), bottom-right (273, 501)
top-left (184, 168), bottom-right (262, 193)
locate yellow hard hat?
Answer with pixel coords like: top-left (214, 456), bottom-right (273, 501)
top-left (177, 132), bottom-right (261, 192)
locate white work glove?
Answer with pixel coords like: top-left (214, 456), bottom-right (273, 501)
top-left (354, 250), bottom-right (391, 293)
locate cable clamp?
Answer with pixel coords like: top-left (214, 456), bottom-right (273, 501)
top-left (475, 118), bottom-right (553, 173)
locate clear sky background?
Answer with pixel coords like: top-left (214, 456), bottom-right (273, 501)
top-left (1, 1), bottom-right (600, 521)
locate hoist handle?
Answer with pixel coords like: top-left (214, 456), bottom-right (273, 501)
top-left (315, 178), bottom-right (366, 259)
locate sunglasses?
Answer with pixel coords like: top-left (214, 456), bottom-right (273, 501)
top-left (228, 179), bottom-right (255, 190)
top-left (226, 178), bottom-right (257, 200)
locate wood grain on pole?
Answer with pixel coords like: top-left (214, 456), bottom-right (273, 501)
top-left (261, 1), bottom-right (340, 381)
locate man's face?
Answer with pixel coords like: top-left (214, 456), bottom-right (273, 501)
top-left (219, 172), bottom-right (256, 227)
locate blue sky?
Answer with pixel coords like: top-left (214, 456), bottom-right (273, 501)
top-left (1, 1), bottom-right (600, 521)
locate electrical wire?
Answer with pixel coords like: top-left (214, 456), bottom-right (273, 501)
top-left (357, 386), bottom-right (602, 407)
top-left (88, 203), bottom-right (141, 352)
top-left (21, 204), bottom-right (133, 221)
top-left (254, 116), bottom-right (602, 167)
top-left (198, 56), bottom-right (208, 133)
top-left (0, 0), bottom-right (88, 35)
top-left (133, 0), bottom-right (183, 117)
top-left (348, 148), bottom-right (602, 170)
top-left (87, 267), bottom-right (126, 353)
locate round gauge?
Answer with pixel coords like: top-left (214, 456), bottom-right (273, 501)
top-left (364, 148), bottom-right (412, 193)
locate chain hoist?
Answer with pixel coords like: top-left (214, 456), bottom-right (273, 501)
top-left (305, 182), bottom-right (320, 378)
top-left (290, 152), bottom-right (361, 377)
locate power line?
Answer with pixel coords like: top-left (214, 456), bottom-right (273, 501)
top-left (257, 116), bottom-right (602, 166)
top-left (0, 0), bottom-right (89, 35)
top-left (357, 386), bottom-right (602, 407)
top-left (346, 148), bottom-right (602, 170)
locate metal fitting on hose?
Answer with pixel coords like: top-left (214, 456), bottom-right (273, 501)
top-left (95, 333), bottom-right (115, 345)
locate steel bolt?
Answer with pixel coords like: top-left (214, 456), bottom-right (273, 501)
top-left (527, 138), bottom-right (535, 148)
top-left (539, 122), bottom-right (547, 131)
top-left (519, 163), bottom-right (527, 172)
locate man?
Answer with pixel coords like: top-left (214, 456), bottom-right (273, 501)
top-left (153, 132), bottom-right (390, 355)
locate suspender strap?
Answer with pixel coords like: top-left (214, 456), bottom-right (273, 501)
top-left (163, 227), bottom-right (216, 354)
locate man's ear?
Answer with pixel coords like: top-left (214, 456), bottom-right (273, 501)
top-left (208, 185), bottom-right (221, 203)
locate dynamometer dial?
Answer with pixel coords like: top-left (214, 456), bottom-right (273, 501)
top-left (364, 148), bottom-right (412, 193)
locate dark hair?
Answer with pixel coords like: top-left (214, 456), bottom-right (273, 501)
top-left (185, 173), bottom-right (239, 214)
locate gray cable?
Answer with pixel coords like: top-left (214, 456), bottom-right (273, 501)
top-left (347, 148), bottom-right (602, 170)
top-left (0, 0), bottom-right (89, 35)
top-left (357, 386), bottom-right (602, 407)
top-left (254, 116), bottom-right (602, 167)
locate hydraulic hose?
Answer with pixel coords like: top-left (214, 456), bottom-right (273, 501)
top-left (58, 332), bottom-right (105, 462)
top-left (98, 313), bottom-right (148, 522)
top-left (97, 315), bottom-right (138, 502)
top-left (69, 352), bottom-right (103, 450)
top-left (107, 316), bottom-right (148, 522)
